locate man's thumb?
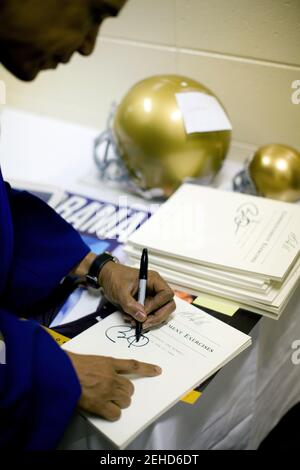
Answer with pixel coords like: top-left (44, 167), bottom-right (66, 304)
top-left (121, 293), bottom-right (147, 322)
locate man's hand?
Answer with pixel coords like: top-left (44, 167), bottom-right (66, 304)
top-left (67, 352), bottom-right (161, 421)
top-left (99, 263), bottom-right (176, 330)
top-left (72, 253), bottom-right (176, 329)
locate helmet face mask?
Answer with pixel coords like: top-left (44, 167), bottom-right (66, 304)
top-left (233, 144), bottom-right (300, 203)
top-left (95, 75), bottom-right (232, 199)
top-left (233, 163), bottom-right (257, 197)
top-left (94, 110), bottom-right (165, 199)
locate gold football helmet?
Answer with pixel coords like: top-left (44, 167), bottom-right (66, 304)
top-left (233, 144), bottom-right (300, 203)
top-left (94, 75), bottom-right (231, 199)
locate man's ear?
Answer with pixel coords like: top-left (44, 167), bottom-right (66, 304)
top-left (77, 25), bottom-right (100, 56)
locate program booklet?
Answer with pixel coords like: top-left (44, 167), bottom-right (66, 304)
top-left (127, 184), bottom-right (300, 281)
top-left (126, 184), bottom-right (300, 318)
top-left (63, 297), bottom-right (251, 449)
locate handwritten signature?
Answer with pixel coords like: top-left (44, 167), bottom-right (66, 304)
top-left (105, 325), bottom-right (149, 348)
top-left (282, 232), bottom-right (298, 253)
top-left (234, 203), bottom-right (260, 234)
top-left (179, 311), bottom-right (211, 327)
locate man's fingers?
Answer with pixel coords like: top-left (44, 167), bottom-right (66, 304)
top-left (144, 290), bottom-right (174, 316)
top-left (111, 358), bottom-right (162, 377)
top-left (114, 375), bottom-right (135, 397)
top-left (100, 402), bottom-right (122, 421)
top-left (118, 271), bottom-right (173, 324)
top-left (122, 313), bottom-right (136, 326)
top-left (144, 272), bottom-right (174, 314)
top-left (143, 299), bottom-right (176, 330)
top-left (119, 292), bottom-right (147, 322)
top-left (111, 392), bottom-right (132, 409)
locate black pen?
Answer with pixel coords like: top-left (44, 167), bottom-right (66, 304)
top-left (136, 248), bottom-right (148, 342)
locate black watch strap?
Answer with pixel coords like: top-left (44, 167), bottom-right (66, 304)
top-left (86, 252), bottom-right (117, 289)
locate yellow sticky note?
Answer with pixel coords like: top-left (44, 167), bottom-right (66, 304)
top-left (193, 293), bottom-right (239, 317)
top-left (44, 327), bottom-right (70, 346)
top-left (181, 390), bottom-right (202, 405)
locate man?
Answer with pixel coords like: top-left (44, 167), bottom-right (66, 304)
top-left (0, 0), bottom-right (175, 450)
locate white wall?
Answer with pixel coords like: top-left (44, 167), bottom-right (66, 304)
top-left (0, 0), bottom-right (299, 149)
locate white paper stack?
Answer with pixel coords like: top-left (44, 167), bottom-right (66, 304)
top-left (125, 184), bottom-right (300, 319)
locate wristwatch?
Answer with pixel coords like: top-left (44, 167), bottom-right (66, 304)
top-left (85, 252), bottom-right (118, 289)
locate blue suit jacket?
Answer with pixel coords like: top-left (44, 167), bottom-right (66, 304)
top-left (0, 168), bottom-right (90, 449)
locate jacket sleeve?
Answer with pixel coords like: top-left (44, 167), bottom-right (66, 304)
top-left (0, 308), bottom-right (81, 450)
top-left (3, 185), bottom-right (90, 313)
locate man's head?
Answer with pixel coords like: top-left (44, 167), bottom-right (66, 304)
top-left (0, 0), bottom-right (127, 81)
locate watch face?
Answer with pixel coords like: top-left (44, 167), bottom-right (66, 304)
top-left (86, 274), bottom-right (100, 289)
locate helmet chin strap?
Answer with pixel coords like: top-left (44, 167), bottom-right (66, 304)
top-left (93, 103), bottom-right (164, 200)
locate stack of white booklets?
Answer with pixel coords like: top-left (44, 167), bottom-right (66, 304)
top-left (125, 184), bottom-right (300, 319)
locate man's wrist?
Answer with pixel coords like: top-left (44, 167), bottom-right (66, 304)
top-left (88, 253), bottom-right (118, 288)
top-left (71, 252), bottom-right (97, 278)
top-left (71, 252), bottom-right (118, 288)
top-left (98, 260), bottom-right (116, 286)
